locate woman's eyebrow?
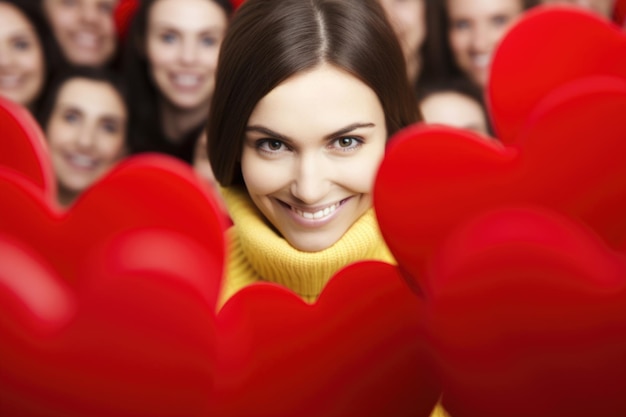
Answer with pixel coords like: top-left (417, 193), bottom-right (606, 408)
top-left (246, 125), bottom-right (290, 141)
top-left (324, 122), bottom-right (375, 140)
top-left (246, 122), bottom-right (375, 141)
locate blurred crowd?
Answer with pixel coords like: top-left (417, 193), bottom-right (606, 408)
top-left (0, 0), bottom-right (623, 206)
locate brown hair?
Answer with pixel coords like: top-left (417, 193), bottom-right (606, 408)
top-left (208, 0), bottom-right (420, 187)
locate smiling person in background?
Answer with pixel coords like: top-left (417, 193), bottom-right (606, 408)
top-left (42, 0), bottom-right (119, 68)
top-left (0, 0), bottom-right (63, 112)
top-left (37, 67), bottom-right (127, 206)
top-left (540, 0), bottom-right (616, 19)
top-left (433, 0), bottom-right (537, 89)
top-left (123, 0), bottom-right (231, 163)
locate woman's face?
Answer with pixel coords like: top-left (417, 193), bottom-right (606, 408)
top-left (241, 64), bottom-right (387, 252)
top-left (0, 3), bottom-right (45, 108)
top-left (447, 0), bottom-right (523, 87)
top-left (46, 77), bottom-right (126, 197)
top-left (378, 0), bottom-right (426, 81)
top-left (43, 0), bottom-right (118, 67)
top-left (420, 91), bottom-right (490, 136)
top-left (146, 0), bottom-right (227, 110)
top-left (540, 0), bottom-right (615, 19)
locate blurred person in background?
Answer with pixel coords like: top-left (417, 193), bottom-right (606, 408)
top-left (42, 0), bottom-right (120, 68)
top-left (0, 0), bottom-right (63, 113)
top-left (37, 67), bottom-right (128, 206)
top-left (540, 0), bottom-right (616, 19)
top-left (123, 0), bottom-right (232, 163)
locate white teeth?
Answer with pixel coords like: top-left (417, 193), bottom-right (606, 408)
top-left (293, 202), bottom-right (340, 220)
top-left (68, 154), bottom-right (97, 168)
top-left (173, 74), bottom-right (201, 87)
top-left (74, 32), bottom-right (98, 48)
top-left (472, 54), bottom-right (491, 68)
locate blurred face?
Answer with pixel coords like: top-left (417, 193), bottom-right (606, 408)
top-left (43, 0), bottom-right (118, 67)
top-left (146, 0), bottom-right (227, 110)
top-left (47, 78), bottom-right (126, 197)
top-left (0, 3), bottom-right (45, 108)
top-left (378, 0), bottom-right (426, 81)
top-left (540, 0), bottom-right (615, 19)
top-left (447, 0), bottom-right (523, 87)
top-left (420, 91), bottom-right (490, 136)
top-left (242, 64), bottom-right (387, 252)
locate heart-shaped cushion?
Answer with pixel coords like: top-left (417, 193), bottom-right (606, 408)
top-left (375, 79), bottom-right (626, 293)
top-left (213, 261), bottom-right (441, 417)
top-left (488, 7), bottom-right (626, 144)
top-left (427, 207), bottom-right (626, 417)
top-left (0, 155), bottom-right (227, 416)
top-left (0, 96), bottom-right (54, 201)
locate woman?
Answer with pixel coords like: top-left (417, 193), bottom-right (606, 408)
top-left (124, 0), bottom-right (231, 163)
top-left (42, 0), bottom-right (119, 68)
top-left (0, 0), bottom-right (62, 112)
top-left (427, 0), bottom-right (537, 89)
top-left (37, 67), bottom-right (128, 206)
top-left (418, 77), bottom-right (493, 136)
top-left (207, 0), bottom-right (420, 304)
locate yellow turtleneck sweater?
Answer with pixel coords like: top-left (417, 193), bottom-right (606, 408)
top-left (218, 186), bottom-right (395, 305)
top-left (217, 187), bottom-right (450, 417)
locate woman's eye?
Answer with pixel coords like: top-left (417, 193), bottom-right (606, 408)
top-left (491, 14), bottom-right (510, 26)
top-left (160, 33), bottom-right (177, 44)
top-left (63, 110), bottom-right (80, 123)
top-left (101, 120), bottom-right (120, 134)
top-left (257, 139), bottom-right (286, 153)
top-left (201, 36), bottom-right (217, 47)
top-left (452, 19), bottom-right (471, 30)
top-left (332, 136), bottom-right (362, 151)
top-left (13, 39), bottom-right (31, 51)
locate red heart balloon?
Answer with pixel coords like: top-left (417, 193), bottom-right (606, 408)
top-left (0, 96), bottom-right (55, 200)
top-left (0, 155), bottom-right (227, 415)
top-left (488, 7), bottom-right (626, 144)
top-left (212, 261), bottom-right (440, 417)
top-left (0, 154), bottom-right (227, 304)
top-left (375, 82), bottom-right (626, 293)
top-left (426, 207), bottom-right (626, 417)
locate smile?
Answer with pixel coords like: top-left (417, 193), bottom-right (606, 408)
top-left (278, 198), bottom-right (350, 223)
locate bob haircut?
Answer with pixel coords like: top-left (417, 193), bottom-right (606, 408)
top-left (123, 0), bottom-right (233, 155)
top-left (208, 0), bottom-right (421, 187)
top-left (36, 66), bottom-right (129, 136)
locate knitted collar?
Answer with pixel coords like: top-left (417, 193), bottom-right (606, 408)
top-left (222, 186), bottom-right (391, 300)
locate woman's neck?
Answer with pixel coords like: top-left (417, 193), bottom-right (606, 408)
top-left (159, 99), bottom-right (211, 143)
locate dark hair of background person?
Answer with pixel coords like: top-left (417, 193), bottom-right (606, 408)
top-left (416, 76), bottom-right (495, 136)
top-left (2, 0), bottom-right (65, 112)
top-left (420, 0), bottom-right (539, 86)
top-left (122, 0), bottom-right (233, 162)
top-left (36, 65), bottom-right (129, 135)
top-left (208, 0), bottom-right (421, 187)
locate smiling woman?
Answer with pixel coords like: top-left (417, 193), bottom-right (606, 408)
top-left (207, 0), bottom-right (420, 305)
top-left (42, 0), bottom-right (119, 67)
top-left (37, 67), bottom-right (128, 206)
top-left (0, 0), bottom-right (62, 112)
top-left (123, 0), bottom-right (232, 163)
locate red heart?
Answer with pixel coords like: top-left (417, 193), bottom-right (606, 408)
top-left (488, 7), bottom-right (626, 144)
top-left (0, 155), bottom-right (226, 415)
top-left (212, 261), bottom-right (441, 417)
top-left (0, 96), bottom-right (55, 200)
top-left (375, 80), bottom-right (626, 293)
top-left (426, 207), bottom-right (626, 417)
